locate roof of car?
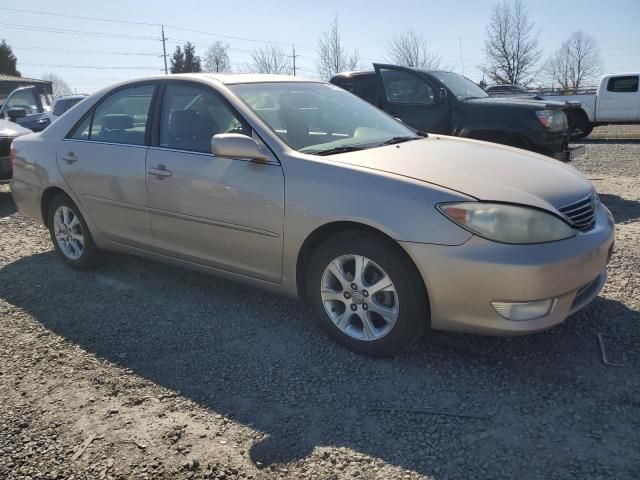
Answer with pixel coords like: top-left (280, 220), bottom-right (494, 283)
top-left (54, 94), bottom-right (89, 100)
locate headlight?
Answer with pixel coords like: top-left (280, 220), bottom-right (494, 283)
top-left (438, 202), bottom-right (576, 244)
top-left (535, 110), bottom-right (567, 132)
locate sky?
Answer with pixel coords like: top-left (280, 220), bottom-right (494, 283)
top-left (1, 0), bottom-right (639, 93)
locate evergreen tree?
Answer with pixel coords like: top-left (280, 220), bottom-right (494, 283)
top-left (183, 42), bottom-right (202, 73)
top-left (170, 45), bottom-right (185, 74)
top-left (0, 39), bottom-right (21, 76)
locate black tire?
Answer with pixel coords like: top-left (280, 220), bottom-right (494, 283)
top-left (306, 230), bottom-right (428, 357)
top-left (47, 194), bottom-right (101, 270)
top-left (569, 110), bottom-right (593, 140)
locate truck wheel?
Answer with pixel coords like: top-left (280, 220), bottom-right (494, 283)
top-left (569, 110), bottom-right (593, 140)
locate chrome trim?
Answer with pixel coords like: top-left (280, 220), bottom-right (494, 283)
top-left (147, 146), bottom-right (280, 166)
top-left (558, 193), bottom-right (596, 231)
top-left (63, 138), bottom-right (149, 150)
top-left (148, 208), bottom-right (279, 238)
top-left (82, 194), bottom-right (147, 212)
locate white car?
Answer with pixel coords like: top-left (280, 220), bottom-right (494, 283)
top-left (49, 94), bottom-right (88, 123)
top-left (539, 73), bottom-right (640, 138)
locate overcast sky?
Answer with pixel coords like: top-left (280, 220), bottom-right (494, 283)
top-left (2, 0), bottom-right (639, 93)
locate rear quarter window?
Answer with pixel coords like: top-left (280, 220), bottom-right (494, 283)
top-left (607, 76), bottom-right (639, 93)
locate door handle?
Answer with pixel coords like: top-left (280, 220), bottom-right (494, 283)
top-left (147, 164), bottom-right (172, 179)
top-left (61, 151), bottom-right (78, 164)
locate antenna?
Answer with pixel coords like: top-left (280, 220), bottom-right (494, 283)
top-left (458, 36), bottom-right (467, 100)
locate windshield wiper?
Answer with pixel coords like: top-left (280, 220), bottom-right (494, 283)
top-left (311, 145), bottom-right (367, 156)
top-left (379, 135), bottom-right (421, 146)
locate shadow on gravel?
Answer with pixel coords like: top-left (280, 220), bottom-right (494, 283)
top-left (599, 194), bottom-right (640, 224)
top-left (1, 251), bottom-right (639, 478)
top-left (0, 188), bottom-right (17, 218)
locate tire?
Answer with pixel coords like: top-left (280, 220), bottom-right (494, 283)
top-left (47, 194), bottom-right (101, 270)
top-left (306, 230), bottom-right (428, 357)
top-left (569, 110), bottom-right (593, 140)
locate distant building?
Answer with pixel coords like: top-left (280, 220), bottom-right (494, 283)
top-left (0, 74), bottom-right (53, 101)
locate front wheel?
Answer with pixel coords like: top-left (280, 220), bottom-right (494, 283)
top-left (306, 231), bottom-right (428, 357)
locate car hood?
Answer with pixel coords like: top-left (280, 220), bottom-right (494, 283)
top-left (467, 96), bottom-right (568, 110)
top-left (0, 119), bottom-right (32, 137)
top-left (331, 135), bottom-right (592, 212)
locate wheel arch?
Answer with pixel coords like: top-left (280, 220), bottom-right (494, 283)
top-left (40, 186), bottom-right (72, 227)
top-left (295, 221), bottom-right (428, 306)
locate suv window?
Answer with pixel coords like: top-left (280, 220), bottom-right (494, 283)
top-left (607, 76), bottom-right (639, 93)
top-left (53, 100), bottom-right (67, 116)
top-left (4, 88), bottom-right (40, 115)
top-left (89, 85), bottom-right (154, 145)
top-left (333, 75), bottom-right (378, 104)
top-left (159, 84), bottom-right (249, 153)
top-left (380, 69), bottom-right (435, 105)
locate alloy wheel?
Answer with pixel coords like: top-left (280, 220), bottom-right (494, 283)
top-left (320, 254), bottom-right (399, 341)
top-left (53, 205), bottom-right (84, 260)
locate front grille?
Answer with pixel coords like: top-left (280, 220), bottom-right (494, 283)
top-left (558, 194), bottom-right (597, 231)
top-left (0, 137), bottom-right (11, 159)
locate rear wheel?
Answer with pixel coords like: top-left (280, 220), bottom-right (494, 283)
top-left (47, 194), bottom-right (101, 270)
top-left (306, 231), bottom-right (428, 357)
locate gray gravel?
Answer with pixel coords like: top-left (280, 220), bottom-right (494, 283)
top-left (1, 126), bottom-right (639, 479)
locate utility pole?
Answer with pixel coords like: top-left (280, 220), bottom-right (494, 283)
top-left (291, 44), bottom-right (299, 76)
top-left (161, 24), bottom-right (168, 74)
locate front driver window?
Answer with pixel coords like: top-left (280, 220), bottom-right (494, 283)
top-left (380, 69), bottom-right (435, 105)
top-left (159, 84), bottom-right (249, 154)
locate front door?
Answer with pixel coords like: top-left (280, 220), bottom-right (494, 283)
top-left (145, 82), bottom-right (285, 283)
top-left (597, 75), bottom-right (639, 122)
top-left (58, 83), bottom-right (156, 248)
top-left (374, 64), bottom-right (450, 134)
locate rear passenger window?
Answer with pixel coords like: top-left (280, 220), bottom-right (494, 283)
top-left (159, 84), bottom-right (249, 153)
top-left (90, 85), bottom-right (154, 145)
top-left (607, 76), bottom-right (639, 93)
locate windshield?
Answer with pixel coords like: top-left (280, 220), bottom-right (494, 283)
top-left (431, 72), bottom-right (489, 100)
top-left (229, 82), bottom-right (418, 154)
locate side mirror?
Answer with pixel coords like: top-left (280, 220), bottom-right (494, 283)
top-left (7, 108), bottom-right (27, 121)
top-left (439, 88), bottom-right (448, 103)
top-left (211, 133), bottom-right (268, 162)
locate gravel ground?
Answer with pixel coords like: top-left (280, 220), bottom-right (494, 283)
top-left (1, 125), bottom-right (639, 480)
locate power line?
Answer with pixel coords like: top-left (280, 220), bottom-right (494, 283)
top-left (0, 22), bottom-right (159, 41)
top-left (3, 7), bottom-right (162, 27)
top-left (12, 45), bottom-right (159, 56)
top-left (19, 63), bottom-right (159, 70)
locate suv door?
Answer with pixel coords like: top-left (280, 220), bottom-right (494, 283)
top-left (374, 64), bottom-right (450, 134)
top-left (0, 87), bottom-right (50, 131)
top-left (145, 82), bottom-right (284, 283)
top-left (597, 75), bottom-right (639, 122)
top-left (59, 83), bottom-right (156, 248)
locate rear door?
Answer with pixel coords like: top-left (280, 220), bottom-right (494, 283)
top-left (597, 75), bottom-right (639, 122)
top-left (374, 64), bottom-right (450, 134)
top-left (59, 83), bottom-right (156, 248)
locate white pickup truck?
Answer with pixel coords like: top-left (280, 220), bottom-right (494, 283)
top-left (538, 73), bottom-right (639, 138)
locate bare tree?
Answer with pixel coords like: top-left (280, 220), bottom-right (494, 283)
top-left (317, 15), bottom-right (359, 80)
top-left (544, 31), bottom-right (601, 92)
top-left (387, 29), bottom-right (440, 69)
top-left (204, 41), bottom-right (232, 73)
top-left (249, 44), bottom-right (291, 74)
top-left (41, 73), bottom-right (73, 97)
top-left (483, 0), bottom-right (541, 85)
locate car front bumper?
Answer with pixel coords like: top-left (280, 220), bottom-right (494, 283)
top-left (401, 204), bottom-right (615, 335)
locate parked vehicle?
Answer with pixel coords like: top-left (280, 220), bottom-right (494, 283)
top-left (485, 84), bottom-right (532, 96)
top-left (331, 64), bottom-right (584, 161)
top-left (0, 86), bottom-right (51, 132)
top-left (49, 94), bottom-right (89, 123)
top-left (537, 73), bottom-right (640, 138)
top-left (0, 120), bottom-right (31, 184)
top-left (11, 74), bottom-right (614, 357)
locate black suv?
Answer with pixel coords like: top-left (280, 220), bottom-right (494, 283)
top-left (331, 64), bottom-right (583, 161)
